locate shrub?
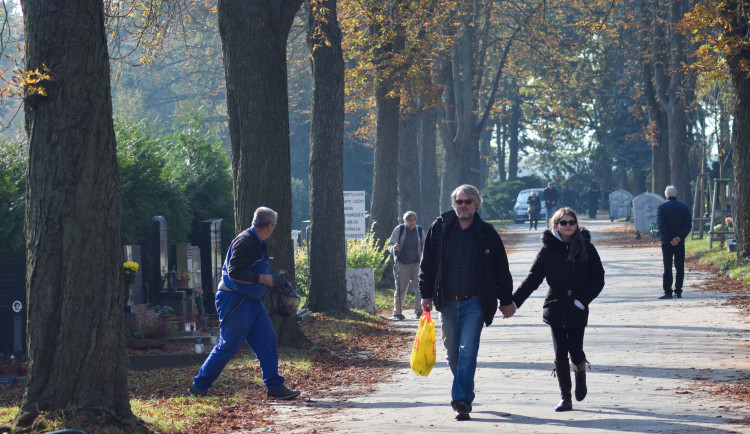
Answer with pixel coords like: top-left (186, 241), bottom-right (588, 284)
top-left (0, 135), bottom-right (27, 253)
top-left (346, 233), bottom-right (389, 283)
top-left (293, 233), bottom-right (388, 297)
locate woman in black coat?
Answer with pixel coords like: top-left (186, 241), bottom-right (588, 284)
top-left (512, 207), bottom-right (605, 411)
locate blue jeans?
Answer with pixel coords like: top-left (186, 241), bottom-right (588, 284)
top-left (439, 296), bottom-right (484, 410)
top-left (193, 291), bottom-right (284, 392)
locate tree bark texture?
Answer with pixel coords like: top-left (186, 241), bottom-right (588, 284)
top-left (305, 0), bottom-right (347, 312)
top-left (399, 112), bottom-right (421, 217)
top-left (218, 0), bottom-right (305, 342)
top-left (724, 0), bottom-right (750, 259)
top-left (17, 0), bottom-right (133, 429)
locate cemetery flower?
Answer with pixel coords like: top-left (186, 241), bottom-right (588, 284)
top-left (153, 305), bottom-right (175, 318)
top-left (726, 217), bottom-right (734, 230)
top-left (126, 305), bottom-right (167, 340)
top-left (177, 271), bottom-right (191, 281)
top-left (123, 261), bottom-right (139, 285)
top-left (195, 288), bottom-right (204, 297)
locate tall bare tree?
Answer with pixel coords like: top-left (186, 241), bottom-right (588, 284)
top-left (14, 0), bottom-right (136, 430)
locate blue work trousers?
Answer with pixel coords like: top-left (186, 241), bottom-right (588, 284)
top-left (193, 291), bottom-right (284, 392)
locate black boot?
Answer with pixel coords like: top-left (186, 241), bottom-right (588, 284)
top-left (572, 360), bottom-right (588, 401)
top-left (553, 359), bottom-right (572, 411)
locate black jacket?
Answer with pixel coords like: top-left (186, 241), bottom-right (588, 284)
top-left (512, 229), bottom-right (605, 328)
top-left (656, 198), bottom-right (692, 243)
top-left (418, 210), bottom-right (513, 326)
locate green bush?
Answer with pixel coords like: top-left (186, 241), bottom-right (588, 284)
top-left (0, 135), bottom-right (27, 253)
top-left (293, 233), bottom-right (389, 298)
top-left (346, 233), bottom-right (389, 283)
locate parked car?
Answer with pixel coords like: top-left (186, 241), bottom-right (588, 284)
top-left (512, 188), bottom-right (548, 224)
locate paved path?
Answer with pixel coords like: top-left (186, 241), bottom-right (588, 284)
top-left (271, 217), bottom-right (750, 433)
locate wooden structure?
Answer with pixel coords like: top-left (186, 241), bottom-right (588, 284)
top-left (708, 178), bottom-right (733, 249)
top-left (691, 173), bottom-right (711, 239)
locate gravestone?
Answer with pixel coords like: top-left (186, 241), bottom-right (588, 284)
top-left (0, 251), bottom-right (26, 356)
top-left (152, 216), bottom-right (168, 293)
top-left (632, 193), bottom-right (665, 235)
top-left (345, 268), bottom-right (376, 315)
top-left (123, 245), bottom-right (144, 306)
top-left (608, 189), bottom-right (633, 222)
top-left (191, 246), bottom-right (202, 292)
top-left (199, 219), bottom-right (222, 314)
top-left (176, 243), bottom-right (192, 289)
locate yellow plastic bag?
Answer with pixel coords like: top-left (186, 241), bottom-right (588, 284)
top-left (410, 310), bottom-right (436, 376)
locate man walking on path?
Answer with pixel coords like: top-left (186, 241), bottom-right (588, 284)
top-left (419, 184), bottom-right (515, 421)
top-left (387, 211), bottom-right (426, 320)
top-left (656, 185), bottom-right (692, 299)
top-left (189, 207), bottom-right (300, 400)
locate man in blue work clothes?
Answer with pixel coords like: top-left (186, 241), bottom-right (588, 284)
top-left (189, 207), bottom-right (300, 400)
top-left (656, 185), bottom-right (692, 300)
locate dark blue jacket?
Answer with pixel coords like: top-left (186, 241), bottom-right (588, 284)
top-left (656, 198), bottom-right (692, 243)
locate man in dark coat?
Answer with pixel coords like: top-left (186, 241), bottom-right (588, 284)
top-left (419, 184), bottom-right (515, 421)
top-left (656, 185), bottom-right (692, 299)
top-left (542, 182), bottom-right (560, 214)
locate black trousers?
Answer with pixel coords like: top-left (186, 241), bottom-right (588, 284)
top-left (551, 326), bottom-right (586, 364)
top-left (661, 241), bottom-right (685, 294)
top-left (529, 212), bottom-right (540, 229)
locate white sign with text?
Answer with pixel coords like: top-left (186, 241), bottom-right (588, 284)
top-left (344, 191), bottom-right (366, 240)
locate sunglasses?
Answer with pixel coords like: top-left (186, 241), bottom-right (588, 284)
top-left (557, 219), bottom-right (577, 227)
top-left (455, 199), bottom-right (473, 205)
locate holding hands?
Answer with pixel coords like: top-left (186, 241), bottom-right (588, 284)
top-left (499, 303), bottom-right (516, 319)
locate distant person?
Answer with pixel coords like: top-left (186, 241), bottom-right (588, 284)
top-left (656, 185), bottom-right (692, 299)
top-left (527, 191), bottom-right (542, 230)
top-left (512, 207), bottom-right (605, 411)
top-left (189, 207), bottom-right (300, 400)
top-left (386, 211), bottom-right (426, 320)
top-left (587, 183), bottom-right (600, 219)
top-left (542, 182), bottom-right (560, 214)
top-left (562, 185), bottom-right (578, 209)
top-left (419, 184), bottom-right (515, 421)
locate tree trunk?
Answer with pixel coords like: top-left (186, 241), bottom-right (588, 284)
top-left (399, 112), bottom-right (421, 216)
top-left (640, 0), bottom-right (670, 194)
top-left (643, 58), bottom-right (670, 194)
top-left (370, 70), bottom-right (402, 246)
top-left (218, 0), bottom-right (305, 343)
top-left (724, 0), bottom-right (750, 259)
top-left (305, 0), bottom-right (347, 312)
top-left (15, 0), bottom-right (135, 430)
top-left (507, 91), bottom-right (521, 181)
top-left (479, 124), bottom-right (492, 188)
top-left (496, 117), bottom-right (507, 183)
top-left (420, 106), bottom-right (440, 226)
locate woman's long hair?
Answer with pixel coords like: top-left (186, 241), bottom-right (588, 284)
top-left (548, 207), bottom-right (588, 262)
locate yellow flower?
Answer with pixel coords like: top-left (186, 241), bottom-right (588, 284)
top-left (124, 261), bottom-right (139, 274)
